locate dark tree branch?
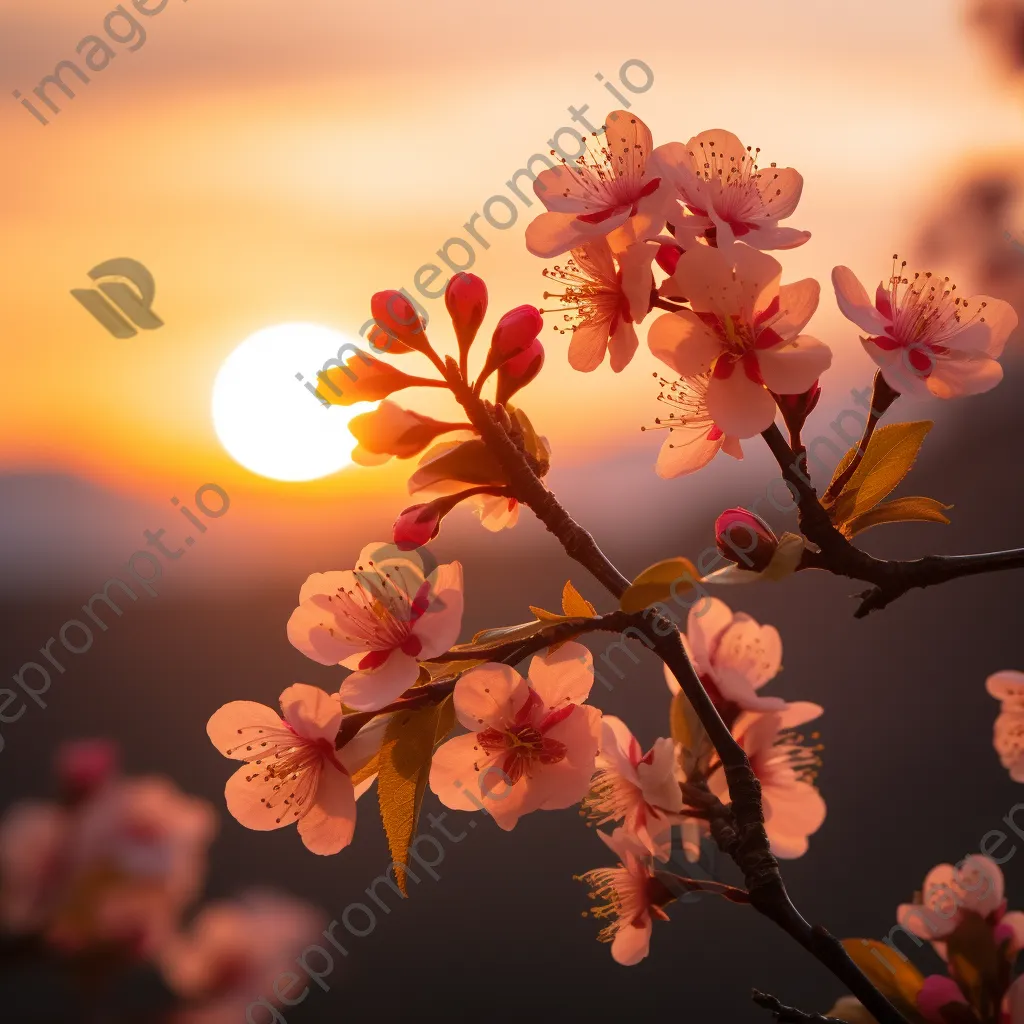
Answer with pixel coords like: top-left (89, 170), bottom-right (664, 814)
top-left (752, 990), bottom-right (845, 1023)
top-left (761, 422), bottom-right (1024, 616)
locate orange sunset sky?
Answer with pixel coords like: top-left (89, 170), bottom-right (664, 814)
top-left (1, 0), bottom-right (1022, 513)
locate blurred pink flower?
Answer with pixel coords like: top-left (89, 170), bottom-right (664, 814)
top-left (832, 259), bottom-right (1017, 398)
top-left (988, 670), bottom-right (1024, 782)
top-left (656, 130), bottom-right (810, 250)
top-left (916, 974), bottom-right (969, 1023)
top-left (665, 598), bottom-right (821, 728)
top-left (525, 110), bottom-right (671, 258)
top-left (55, 739), bottom-right (119, 803)
top-left (709, 707), bottom-right (825, 859)
top-left (0, 801), bottom-right (69, 934)
top-left (649, 244), bottom-right (831, 437)
top-left (207, 683), bottom-right (385, 856)
top-left (896, 855), bottom-right (1024, 951)
top-left (585, 716), bottom-right (683, 861)
top-left (542, 237), bottom-right (655, 372)
top-left (287, 543), bottom-right (464, 711)
top-left (577, 827), bottom-right (670, 966)
top-left (161, 892), bottom-right (326, 1024)
top-left (645, 371), bottom-right (744, 479)
top-left (429, 642), bottom-right (602, 831)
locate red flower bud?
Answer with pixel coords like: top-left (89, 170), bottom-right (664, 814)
top-left (490, 305), bottom-right (544, 361)
top-left (316, 352), bottom-right (431, 406)
top-left (496, 338), bottom-right (544, 406)
top-left (714, 508), bottom-right (779, 572)
top-left (370, 290), bottom-right (430, 354)
top-left (56, 739), bottom-right (118, 803)
top-left (445, 273), bottom-right (488, 359)
top-left (655, 242), bottom-right (684, 275)
top-left (393, 503), bottom-right (441, 551)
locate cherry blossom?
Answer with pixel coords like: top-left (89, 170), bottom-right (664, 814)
top-left (0, 800), bottom-right (69, 934)
top-left (832, 258), bottom-right (1018, 398)
top-left (542, 237), bottom-right (656, 372)
top-left (525, 111), bottom-right (672, 259)
top-left (584, 716), bottom-right (684, 861)
top-left (644, 371), bottom-right (744, 479)
top-left (655, 130), bottom-right (811, 250)
top-left (896, 855), bottom-right (1024, 950)
top-left (348, 400), bottom-right (470, 467)
top-left (709, 707), bottom-right (826, 859)
top-left (577, 827), bottom-right (672, 965)
top-left (649, 244), bottom-right (832, 437)
top-left (988, 670), bottom-right (1024, 782)
top-left (287, 543), bottom-right (465, 711)
top-left (429, 643), bottom-right (602, 831)
top-left (160, 892), bottom-right (326, 1024)
top-left (206, 684), bottom-right (386, 856)
top-left (665, 597), bottom-right (822, 727)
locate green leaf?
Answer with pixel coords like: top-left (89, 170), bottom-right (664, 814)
top-left (670, 691), bottom-right (711, 780)
top-left (825, 421), bottom-right (933, 525)
top-left (620, 557), bottom-right (700, 613)
top-left (378, 697), bottom-right (455, 894)
top-left (841, 939), bottom-right (927, 1018)
top-left (842, 497), bottom-right (952, 539)
top-left (451, 620), bottom-right (550, 652)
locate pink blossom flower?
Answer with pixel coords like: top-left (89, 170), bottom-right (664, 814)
top-left (649, 244), bottom-right (832, 436)
top-left (645, 371), bottom-right (744, 479)
top-left (348, 400), bottom-right (470, 467)
top-left (577, 827), bottom-right (671, 965)
top-left (665, 597), bottom-right (822, 727)
top-left (916, 975), bottom-right (969, 1023)
top-left (709, 708), bottom-right (825, 858)
top-left (55, 739), bottom-right (119, 803)
top-left (897, 856), bottom-right (1024, 951)
top-left (656, 130), bottom-right (811, 250)
top-left (207, 684), bottom-right (385, 856)
top-left (832, 258), bottom-right (1018, 398)
top-left (584, 716), bottom-right (684, 861)
top-left (429, 642), bottom-right (602, 831)
top-left (161, 892), bottom-right (326, 1024)
top-left (525, 111), bottom-right (671, 258)
top-left (988, 670), bottom-right (1024, 782)
top-left (542, 237), bottom-right (656, 372)
top-left (287, 543), bottom-right (464, 711)
top-left (473, 492), bottom-right (520, 531)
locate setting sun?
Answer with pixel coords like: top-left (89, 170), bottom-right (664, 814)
top-left (211, 323), bottom-right (365, 482)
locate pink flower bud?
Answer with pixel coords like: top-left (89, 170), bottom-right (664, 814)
top-left (445, 273), bottom-right (488, 357)
top-left (316, 352), bottom-right (426, 406)
top-left (56, 739), bottom-right (119, 803)
top-left (393, 503), bottom-right (441, 551)
top-left (490, 305), bottom-right (544, 361)
top-left (714, 508), bottom-right (779, 571)
top-left (496, 338), bottom-right (544, 406)
top-left (349, 401), bottom-right (468, 460)
top-left (655, 242), bottom-right (684, 275)
top-left (370, 290), bottom-right (429, 353)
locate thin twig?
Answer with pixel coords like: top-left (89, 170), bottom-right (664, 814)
top-left (752, 990), bottom-right (845, 1023)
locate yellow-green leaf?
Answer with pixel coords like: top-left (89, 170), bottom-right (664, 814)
top-left (702, 533), bottom-right (806, 585)
top-left (420, 658), bottom-right (487, 681)
top-left (378, 697), bottom-right (454, 894)
top-left (841, 939), bottom-right (926, 1016)
top-left (620, 557), bottom-right (700, 613)
top-left (451, 620), bottom-right (549, 652)
top-left (561, 580), bottom-right (597, 618)
top-left (842, 497), bottom-right (952, 539)
top-left (826, 421), bottom-right (933, 526)
top-left (350, 753), bottom-right (379, 786)
top-left (670, 691), bottom-right (711, 779)
top-left (825, 996), bottom-right (882, 1024)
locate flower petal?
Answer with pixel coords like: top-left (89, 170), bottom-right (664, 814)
top-left (280, 684), bottom-right (343, 743)
top-left (296, 765), bottom-right (357, 855)
top-left (340, 652), bottom-right (420, 712)
top-left (569, 319), bottom-right (611, 372)
top-left (774, 279), bottom-right (820, 340)
top-left (706, 370), bottom-right (777, 438)
top-left (611, 919), bottom-right (653, 966)
top-left (687, 597), bottom-right (734, 675)
top-left (429, 733), bottom-right (493, 811)
top-left (832, 266), bottom-right (890, 335)
top-left (608, 319), bottom-right (640, 373)
top-left (757, 335), bottom-right (833, 395)
top-left (713, 615), bottom-right (782, 692)
top-left (647, 310), bottom-right (723, 377)
top-left (529, 642), bottom-right (595, 709)
top-left (207, 702), bottom-right (284, 760)
top-left (224, 762), bottom-right (293, 832)
top-left (452, 663), bottom-right (530, 732)
top-left (655, 424), bottom-right (723, 479)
